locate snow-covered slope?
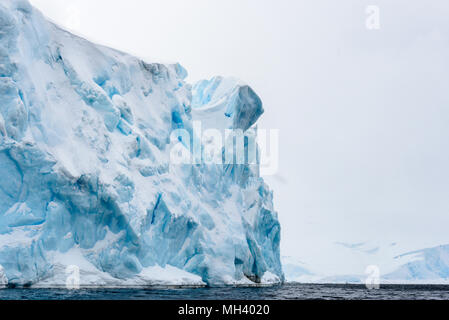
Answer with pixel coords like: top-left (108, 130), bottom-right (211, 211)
top-left (281, 256), bottom-right (315, 283)
top-left (283, 243), bottom-right (449, 285)
top-left (383, 244), bottom-right (449, 284)
top-left (0, 0), bottom-right (282, 287)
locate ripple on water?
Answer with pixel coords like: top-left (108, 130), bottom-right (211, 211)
top-left (1, 284), bottom-right (449, 300)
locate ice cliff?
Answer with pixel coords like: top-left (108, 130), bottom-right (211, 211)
top-left (0, 0), bottom-right (282, 287)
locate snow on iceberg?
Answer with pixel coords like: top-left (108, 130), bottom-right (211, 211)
top-left (0, 0), bottom-right (282, 287)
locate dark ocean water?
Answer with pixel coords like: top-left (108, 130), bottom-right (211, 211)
top-left (1, 283), bottom-right (449, 300)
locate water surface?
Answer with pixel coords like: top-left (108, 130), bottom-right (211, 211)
top-left (1, 284), bottom-right (449, 300)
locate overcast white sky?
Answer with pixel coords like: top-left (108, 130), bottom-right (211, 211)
top-left (29, 0), bottom-right (449, 275)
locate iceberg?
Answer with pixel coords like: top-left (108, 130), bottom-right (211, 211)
top-left (0, 0), bottom-right (282, 287)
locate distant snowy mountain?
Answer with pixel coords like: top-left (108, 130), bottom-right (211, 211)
top-left (384, 244), bottom-right (449, 284)
top-left (283, 243), bottom-right (449, 285)
top-left (281, 256), bottom-right (314, 282)
top-left (0, 0), bottom-right (282, 287)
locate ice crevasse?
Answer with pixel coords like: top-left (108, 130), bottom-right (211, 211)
top-left (0, 0), bottom-right (283, 287)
